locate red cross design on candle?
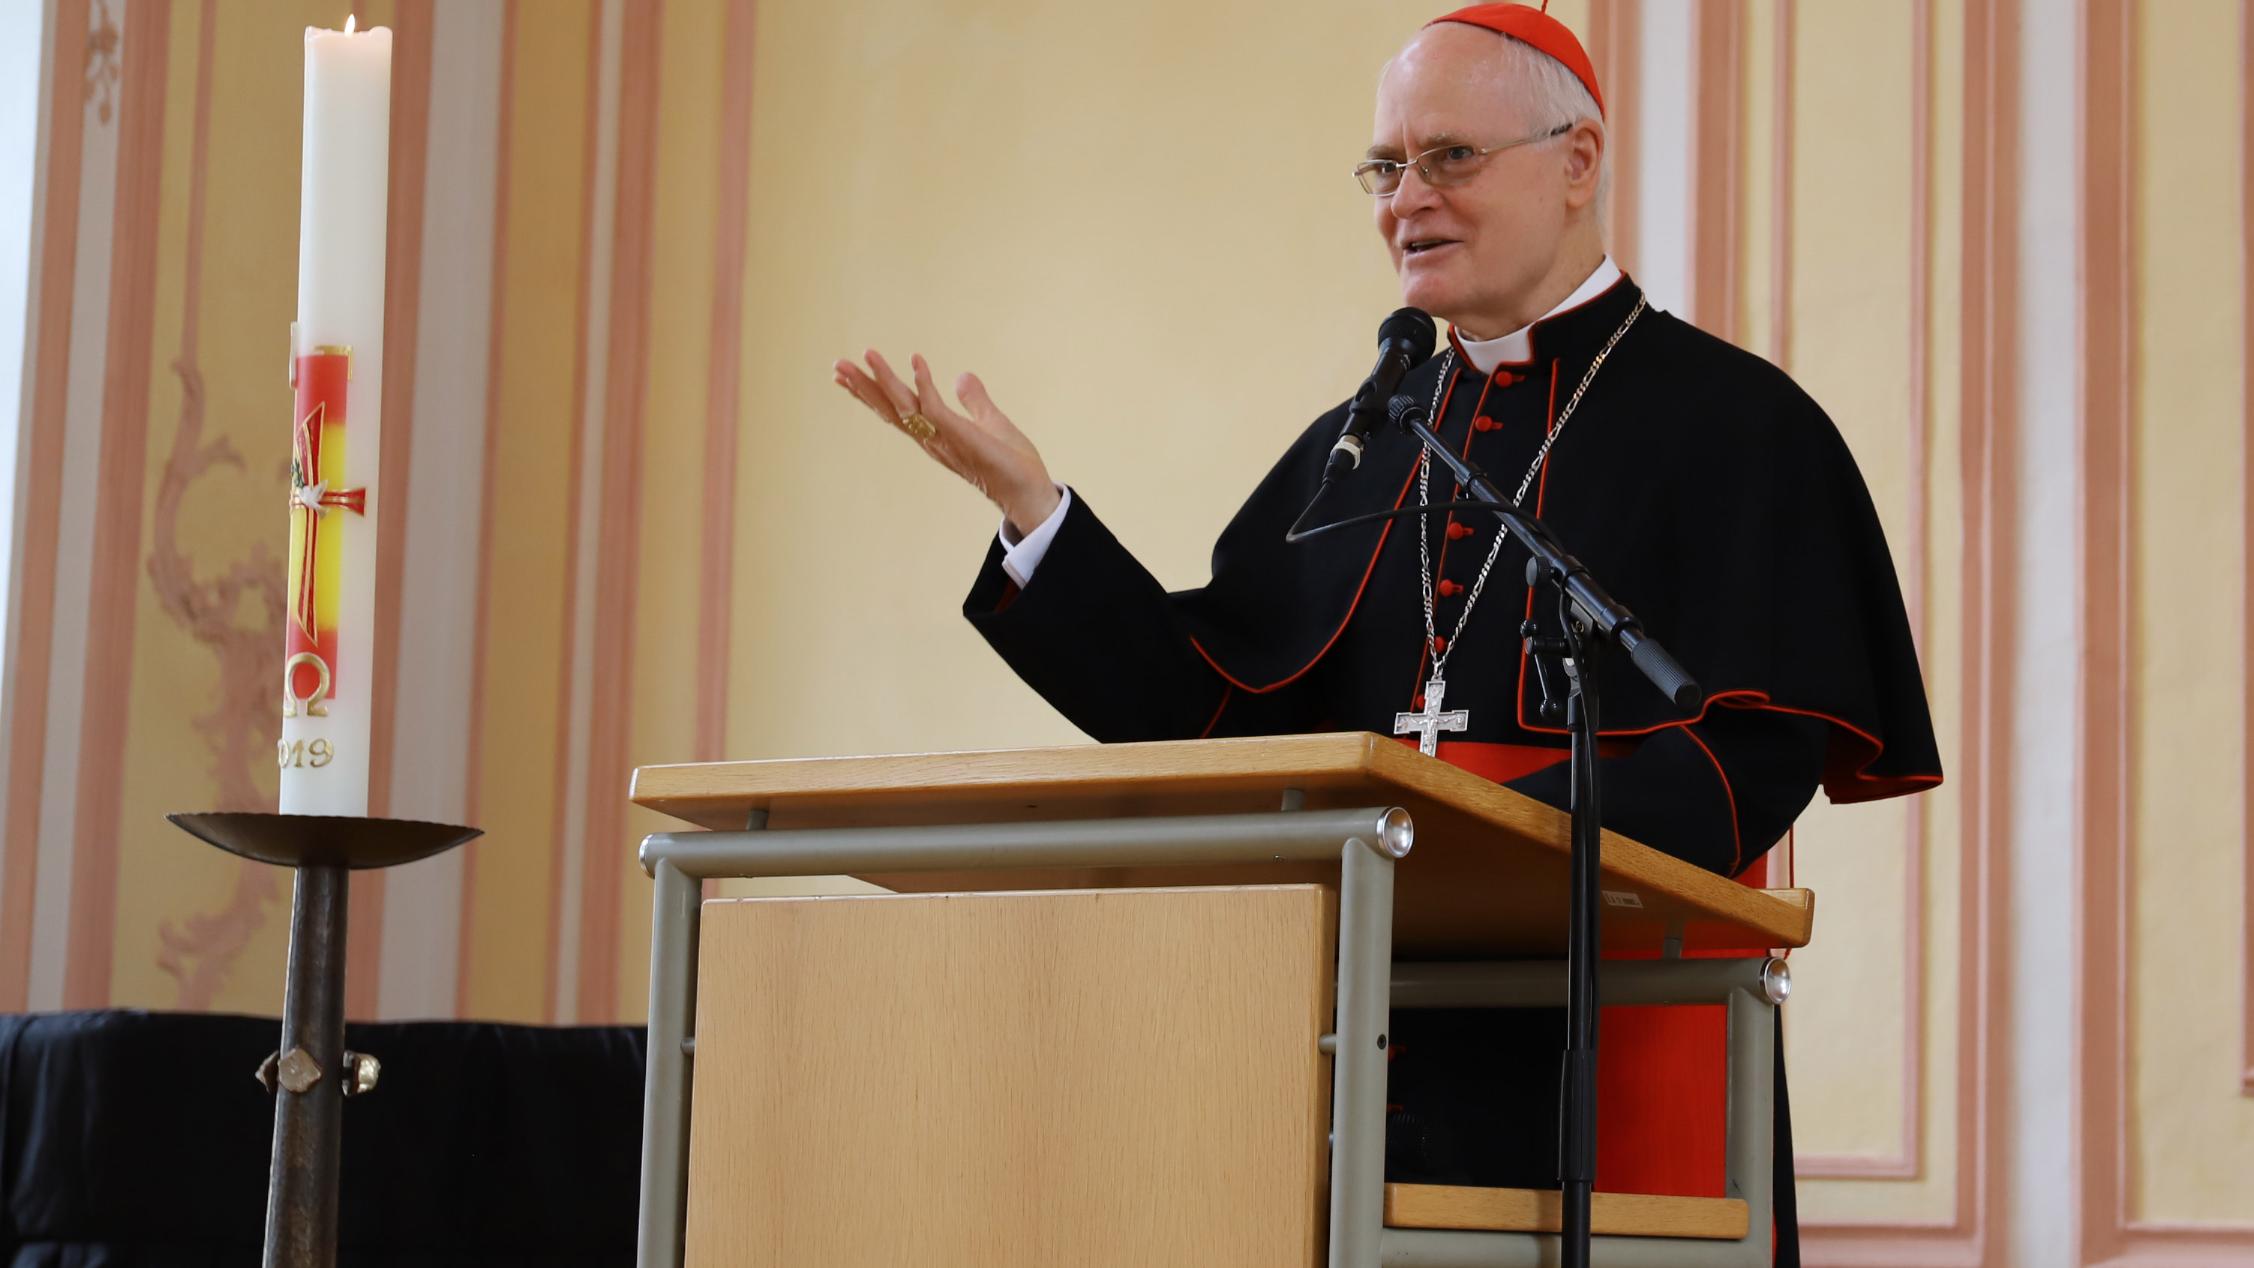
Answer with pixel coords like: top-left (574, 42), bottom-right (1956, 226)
top-left (285, 350), bottom-right (364, 713)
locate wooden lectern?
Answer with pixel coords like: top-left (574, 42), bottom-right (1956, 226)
top-left (629, 734), bottom-right (1809, 1267)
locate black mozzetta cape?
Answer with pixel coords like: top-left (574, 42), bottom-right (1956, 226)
top-left (964, 275), bottom-right (1942, 877)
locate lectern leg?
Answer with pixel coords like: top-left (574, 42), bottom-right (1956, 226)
top-left (1329, 836), bottom-right (1396, 1268)
top-left (1724, 985), bottom-right (1775, 1252)
top-left (637, 857), bottom-right (703, 1268)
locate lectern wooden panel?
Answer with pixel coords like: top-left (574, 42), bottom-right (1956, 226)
top-left (682, 885), bottom-right (1336, 1267)
top-left (634, 738), bottom-right (1795, 1267)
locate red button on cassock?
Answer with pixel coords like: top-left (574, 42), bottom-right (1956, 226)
top-left (1437, 579), bottom-right (1462, 597)
top-left (1431, 636), bottom-right (1448, 654)
top-left (1447, 520), bottom-right (1474, 540)
top-left (1473, 417), bottom-right (1500, 432)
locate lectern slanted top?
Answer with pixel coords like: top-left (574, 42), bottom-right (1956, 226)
top-left (630, 731), bottom-right (1810, 958)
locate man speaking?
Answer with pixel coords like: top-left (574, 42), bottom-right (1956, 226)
top-left (834, 1), bottom-right (1940, 1254)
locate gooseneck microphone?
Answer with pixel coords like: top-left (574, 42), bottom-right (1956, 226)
top-left (1324, 307), bottom-right (1437, 482)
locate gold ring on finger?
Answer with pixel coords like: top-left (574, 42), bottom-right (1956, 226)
top-left (897, 411), bottom-right (939, 441)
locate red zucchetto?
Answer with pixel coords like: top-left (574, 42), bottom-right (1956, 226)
top-left (1426, 3), bottom-right (1605, 120)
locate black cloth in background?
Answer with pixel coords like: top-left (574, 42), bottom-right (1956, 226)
top-left (0, 1010), bottom-right (646, 1268)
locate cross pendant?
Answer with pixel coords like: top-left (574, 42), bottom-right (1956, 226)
top-left (1393, 677), bottom-right (1470, 757)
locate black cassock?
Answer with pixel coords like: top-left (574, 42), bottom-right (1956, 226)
top-left (960, 274), bottom-right (1941, 1248)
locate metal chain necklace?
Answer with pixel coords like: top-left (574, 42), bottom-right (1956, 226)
top-left (1393, 295), bottom-right (1647, 755)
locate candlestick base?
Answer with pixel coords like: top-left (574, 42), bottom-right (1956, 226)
top-left (168, 811), bottom-right (480, 1268)
top-left (168, 811), bottom-right (479, 870)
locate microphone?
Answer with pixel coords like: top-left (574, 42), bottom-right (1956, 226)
top-left (1386, 392), bottom-right (1424, 429)
top-left (1324, 308), bottom-right (1437, 482)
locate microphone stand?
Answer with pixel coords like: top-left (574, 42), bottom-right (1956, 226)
top-left (1382, 398), bottom-right (1702, 1268)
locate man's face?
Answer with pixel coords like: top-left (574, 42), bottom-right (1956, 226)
top-left (1370, 26), bottom-right (1584, 338)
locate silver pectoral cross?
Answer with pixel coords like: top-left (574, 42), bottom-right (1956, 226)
top-left (1393, 677), bottom-right (1470, 756)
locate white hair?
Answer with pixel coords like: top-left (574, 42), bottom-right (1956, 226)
top-left (1489, 33), bottom-right (1611, 219)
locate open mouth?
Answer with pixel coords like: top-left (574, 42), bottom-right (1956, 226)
top-left (1402, 239), bottom-right (1459, 257)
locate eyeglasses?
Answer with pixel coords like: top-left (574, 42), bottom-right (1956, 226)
top-left (1354, 123), bottom-right (1572, 196)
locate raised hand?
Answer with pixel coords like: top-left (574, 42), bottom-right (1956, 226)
top-left (833, 349), bottom-right (1062, 534)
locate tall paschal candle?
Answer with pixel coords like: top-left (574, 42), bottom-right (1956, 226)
top-left (281, 17), bottom-right (389, 815)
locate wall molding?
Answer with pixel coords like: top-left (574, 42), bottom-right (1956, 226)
top-left (143, 0), bottom-right (284, 1011)
top-left (1791, 0), bottom-right (1933, 1185)
top-left (2077, 0), bottom-right (2254, 1256)
top-left (544, 0), bottom-right (616, 1024)
top-left (1588, 0), bottom-right (1639, 276)
top-left (351, 0), bottom-right (436, 1019)
top-left (61, 0), bottom-right (168, 1009)
top-left (0, 0), bottom-right (89, 1012)
top-left (694, 0), bottom-right (754, 768)
top-left (2241, 0), bottom-right (2254, 1103)
top-left (2076, 0), bottom-right (2145, 1250)
top-left (572, 0), bottom-right (660, 1025)
top-left (1799, 1), bottom-right (2017, 1260)
top-left (454, 0), bottom-right (518, 1020)
top-left (1687, 0), bottom-right (1741, 343)
top-left (1767, 0), bottom-right (1792, 373)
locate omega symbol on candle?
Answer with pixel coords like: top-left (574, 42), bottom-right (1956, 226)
top-left (283, 650), bottom-right (331, 718)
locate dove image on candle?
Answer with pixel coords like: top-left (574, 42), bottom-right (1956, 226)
top-left (280, 16), bottom-right (389, 816)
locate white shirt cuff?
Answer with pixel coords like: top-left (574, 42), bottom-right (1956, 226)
top-left (999, 485), bottom-right (1072, 588)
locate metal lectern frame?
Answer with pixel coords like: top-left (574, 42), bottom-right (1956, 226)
top-left (631, 804), bottom-right (1780, 1268)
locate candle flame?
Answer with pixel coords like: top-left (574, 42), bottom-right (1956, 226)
top-left (345, 13), bottom-right (356, 33)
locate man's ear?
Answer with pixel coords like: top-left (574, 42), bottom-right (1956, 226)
top-left (1563, 120), bottom-right (1604, 208)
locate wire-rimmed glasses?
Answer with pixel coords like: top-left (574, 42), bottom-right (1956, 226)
top-left (1355, 122), bottom-right (1572, 196)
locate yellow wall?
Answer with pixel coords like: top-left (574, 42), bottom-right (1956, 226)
top-left (9, 0), bottom-right (2252, 1250)
top-left (1777, 0), bottom-right (1971, 1229)
top-left (119, 0), bottom-right (362, 1015)
top-left (462, 0), bottom-right (597, 1024)
top-left (707, 0), bottom-right (1432, 912)
top-left (723, 0), bottom-right (1425, 773)
top-left (1783, 0), bottom-right (1922, 1178)
top-left (2130, 0), bottom-right (2251, 1222)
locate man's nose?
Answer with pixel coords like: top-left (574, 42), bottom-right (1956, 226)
top-left (1387, 165), bottom-right (1444, 218)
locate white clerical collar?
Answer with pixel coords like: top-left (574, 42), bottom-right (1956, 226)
top-left (1452, 256), bottom-right (1623, 375)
